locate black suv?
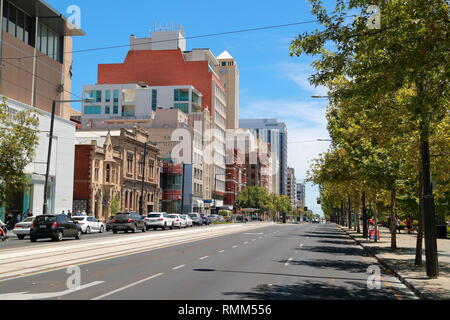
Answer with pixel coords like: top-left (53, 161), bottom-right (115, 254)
top-left (30, 215), bottom-right (82, 242)
top-left (111, 212), bottom-right (146, 234)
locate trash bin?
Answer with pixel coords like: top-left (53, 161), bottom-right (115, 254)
top-left (436, 225), bottom-right (448, 239)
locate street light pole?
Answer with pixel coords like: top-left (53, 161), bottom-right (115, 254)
top-left (42, 100), bottom-right (56, 216)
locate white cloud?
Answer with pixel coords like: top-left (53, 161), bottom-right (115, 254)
top-left (278, 62), bottom-right (329, 96)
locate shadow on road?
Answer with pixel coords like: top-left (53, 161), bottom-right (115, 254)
top-left (220, 280), bottom-right (396, 300)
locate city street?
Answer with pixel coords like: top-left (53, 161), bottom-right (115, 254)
top-left (0, 223), bottom-right (418, 300)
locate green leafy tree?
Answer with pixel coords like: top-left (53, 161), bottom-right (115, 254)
top-left (0, 98), bottom-right (39, 208)
top-left (109, 196), bottom-right (121, 216)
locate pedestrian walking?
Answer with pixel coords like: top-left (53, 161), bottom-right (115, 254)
top-left (396, 217), bottom-right (401, 234)
top-left (16, 213), bottom-right (22, 224)
top-left (0, 219), bottom-right (7, 242)
top-left (406, 217), bottom-right (414, 234)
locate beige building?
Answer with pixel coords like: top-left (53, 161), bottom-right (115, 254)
top-left (215, 51), bottom-right (239, 130)
top-left (147, 108), bottom-right (208, 213)
top-left (74, 128), bottom-right (162, 219)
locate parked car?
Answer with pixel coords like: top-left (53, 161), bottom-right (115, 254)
top-left (72, 216), bottom-right (105, 234)
top-left (188, 213), bottom-right (203, 226)
top-left (111, 212), bottom-right (146, 234)
top-left (144, 212), bottom-right (173, 230)
top-left (12, 217), bottom-right (35, 240)
top-left (106, 216), bottom-right (115, 232)
top-left (200, 214), bottom-right (211, 226)
top-left (30, 215), bottom-right (82, 242)
top-left (209, 214), bottom-right (220, 223)
top-left (168, 214), bottom-right (187, 229)
top-left (180, 214), bottom-right (193, 227)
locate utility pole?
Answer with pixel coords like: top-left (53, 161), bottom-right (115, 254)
top-left (181, 164), bottom-right (186, 214)
top-left (139, 142), bottom-right (148, 216)
top-left (42, 100), bottom-right (56, 216)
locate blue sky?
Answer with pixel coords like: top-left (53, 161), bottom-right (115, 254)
top-left (51, 0), bottom-right (334, 216)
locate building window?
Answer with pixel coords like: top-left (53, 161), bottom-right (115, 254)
top-left (113, 102), bottom-right (119, 114)
top-left (106, 164), bottom-right (111, 183)
top-left (84, 106), bottom-right (101, 115)
top-left (174, 89), bottom-right (189, 102)
top-left (94, 160), bottom-right (100, 182)
top-left (105, 90), bottom-right (111, 103)
top-left (127, 153), bottom-right (134, 174)
top-left (152, 89), bottom-right (157, 111)
top-left (2, 1), bottom-right (35, 47)
top-left (174, 103), bottom-right (189, 114)
top-left (89, 90), bottom-right (102, 103)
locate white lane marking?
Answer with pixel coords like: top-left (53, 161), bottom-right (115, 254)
top-left (299, 244), bottom-right (304, 248)
top-left (199, 256), bottom-right (209, 260)
top-left (252, 239), bottom-right (257, 242)
top-left (285, 257), bottom-right (293, 266)
top-left (0, 281), bottom-right (104, 300)
top-left (244, 233), bottom-right (264, 235)
top-left (172, 265), bottom-right (185, 270)
top-left (91, 273), bottom-right (163, 300)
top-left (244, 242), bottom-right (249, 245)
top-left (218, 250), bottom-right (225, 253)
top-left (232, 245), bottom-right (239, 249)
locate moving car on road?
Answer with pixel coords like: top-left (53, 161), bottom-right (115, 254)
top-left (30, 215), bottom-right (82, 242)
top-left (72, 216), bottom-right (105, 234)
top-left (144, 212), bottom-right (172, 230)
top-left (12, 217), bottom-right (34, 240)
top-left (168, 214), bottom-right (187, 229)
top-left (180, 214), bottom-right (193, 227)
top-left (111, 212), bottom-right (146, 234)
top-left (188, 213), bottom-right (203, 226)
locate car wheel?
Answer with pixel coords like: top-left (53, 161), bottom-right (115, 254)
top-left (17, 235), bottom-right (25, 240)
top-left (86, 226), bottom-right (91, 234)
top-left (142, 225), bottom-right (146, 233)
top-left (131, 225), bottom-right (137, 233)
top-left (30, 237), bottom-right (37, 243)
top-left (113, 229), bottom-right (118, 234)
top-left (163, 223), bottom-right (167, 230)
top-left (99, 226), bottom-right (104, 234)
top-left (53, 231), bottom-right (63, 242)
top-left (170, 223), bottom-right (174, 230)
top-left (153, 227), bottom-right (157, 231)
top-left (75, 230), bottom-right (82, 240)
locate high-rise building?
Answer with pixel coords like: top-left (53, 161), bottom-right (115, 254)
top-left (296, 183), bottom-right (306, 209)
top-left (96, 29), bottom-right (227, 209)
top-left (287, 168), bottom-right (297, 207)
top-left (0, 0), bottom-right (84, 219)
top-left (239, 119), bottom-right (288, 196)
top-left (215, 51), bottom-right (239, 129)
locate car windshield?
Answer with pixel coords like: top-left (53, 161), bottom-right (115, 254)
top-left (148, 214), bottom-right (161, 218)
top-left (22, 217), bottom-right (34, 223)
top-left (72, 217), bottom-right (85, 221)
top-left (188, 214), bottom-right (197, 218)
top-left (168, 215), bottom-right (177, 218)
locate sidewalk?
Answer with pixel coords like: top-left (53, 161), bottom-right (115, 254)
top-left (338, 225), bottom-right (450, 300)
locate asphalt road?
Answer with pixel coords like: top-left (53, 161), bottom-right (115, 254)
top-left (0, 223), bottom-right (419, 300)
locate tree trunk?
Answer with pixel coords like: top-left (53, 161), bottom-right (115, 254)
top-left (348, 195), bottom-right (352, 230)
top-left (390, 189), bottom-right (397, 250)
top-left (341, 201), bottom-right (345, 227)
top-left (415, 166), bottom-right (424, 266)
top-left (362, 192), bottom-right (368, 239)
top-left (420, 136), bottom-right (439, 278)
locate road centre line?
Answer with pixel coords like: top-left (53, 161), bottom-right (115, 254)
top-left (91, 273), bottom-right (164, 300)
top-left (200, 256), bottom-right (209, 260)
top-left (285, 257), bottom-right (293, 266)
top-left (172, 265), bottom-right (185, 270)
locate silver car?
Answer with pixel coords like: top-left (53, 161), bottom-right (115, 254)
top-left (12, 217), bottom-right (35, 240)
top-left (168, 214), bottom-right (187, 229)
top-left (180, 214), bottom-right (193, 227)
